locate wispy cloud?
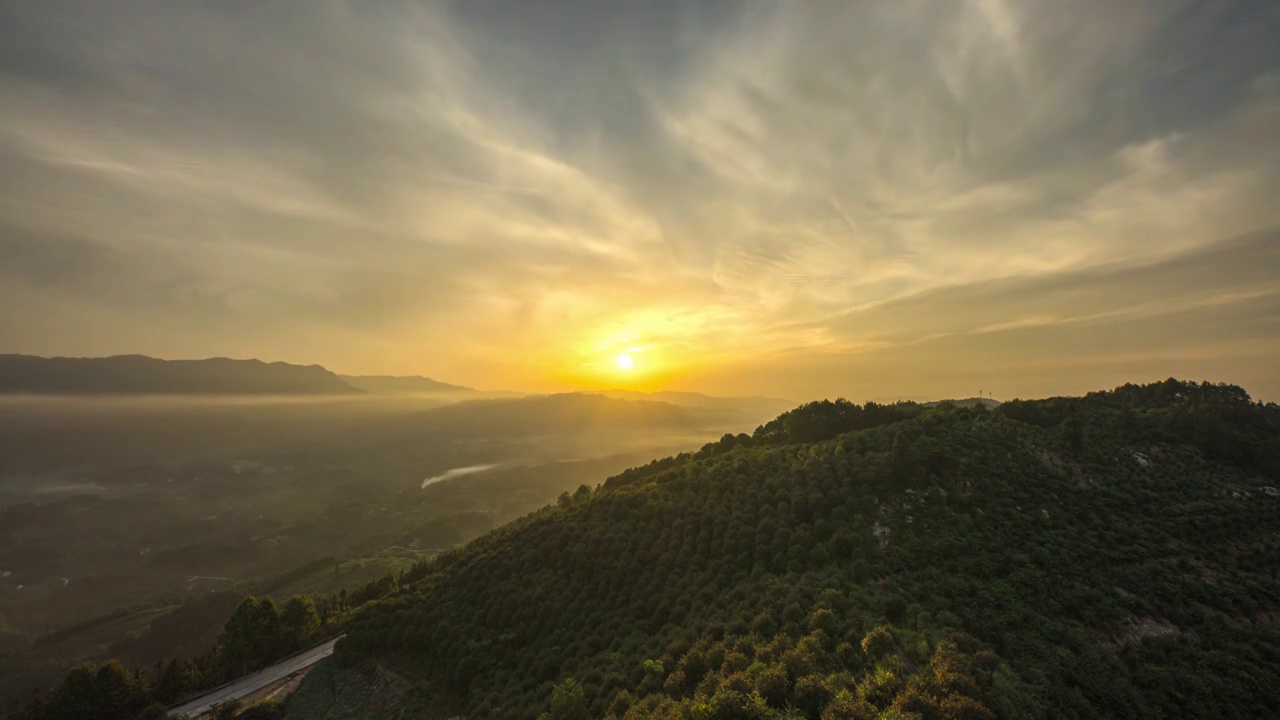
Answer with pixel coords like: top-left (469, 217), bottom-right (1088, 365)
top-left (0, 0), bottom-right (1277, 398)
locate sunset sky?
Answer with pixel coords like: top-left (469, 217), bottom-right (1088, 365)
top-left (1, 1), bottom-right (1278, 400)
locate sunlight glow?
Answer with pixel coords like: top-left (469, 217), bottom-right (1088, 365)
top-left (616, 353), bottom-right (634, 370)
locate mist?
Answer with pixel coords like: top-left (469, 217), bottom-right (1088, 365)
top-left (421, 464), bottom-right (499, 489)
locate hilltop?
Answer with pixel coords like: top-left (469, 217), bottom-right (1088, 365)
top-left (922, 397), bottom-right (1000, 409)
top-left (0, 355), bottom-right (362, 396)
top-left (305, 380), bottom-right (1279, 719)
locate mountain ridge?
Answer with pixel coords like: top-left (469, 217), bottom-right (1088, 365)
top-left (0, 354), bottom-right (362, 396)
top-left (339, 374), bottom-right (474, 394)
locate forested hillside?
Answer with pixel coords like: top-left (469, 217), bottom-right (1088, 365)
top-left (314, 379), bottom-right (1280, 720)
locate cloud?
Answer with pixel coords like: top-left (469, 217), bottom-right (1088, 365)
top-left (0, 0), bottom-right (1277, 398)
top-left (813, 227), bottom-right (1280, 347)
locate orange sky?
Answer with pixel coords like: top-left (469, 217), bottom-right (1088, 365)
top-left (1, 1), bottom-right (1278, 401)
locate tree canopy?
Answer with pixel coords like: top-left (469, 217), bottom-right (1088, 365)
top-left (326, 379), bottom-right (1280, 719)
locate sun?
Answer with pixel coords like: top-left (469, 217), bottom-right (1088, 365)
top-left (615, 353), bottom-right (634, 371)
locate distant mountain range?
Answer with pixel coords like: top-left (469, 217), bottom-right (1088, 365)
top-left (594, 389), bottom-right (796, 418)
top-left (0, 354), bottom-right (360, 395)
top-left (0, 354), bottom-right (491, 397)
top-left (346, 392), bottom-right (744, 448)
top-left (0, 354), bottom-right (1004, 409)
top-left (339, 374), bottom-right (473, 394)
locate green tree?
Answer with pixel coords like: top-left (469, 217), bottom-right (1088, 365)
top-left (92, 661), bottom-right (139, 719)
top-left (218, 596), bottom-right (283, 676)
top-left (809, 608), bottom-right (838, 636)
top-left (891, 431), bottom-right (913, 485)
top-left (44, 664), bottom-right (100, 720)
top-left (861, 626), bottom-right (895, 663)
top-left (44, 660), bottom-right (140, 720)
top-left (822, 689), bottom-right (876, 719)
top-left (538, 678), bottom-right (588, 720)
top-left (153, 658), bottom-right (196, 704)
top-left (219, 597), bottom-right (260, 676)
top-left (639, 659), bottom-right (665, 694)
top-left (280, 596), bottom-right (321, 651)
top-left (252, 596), bottom-right (282, 660)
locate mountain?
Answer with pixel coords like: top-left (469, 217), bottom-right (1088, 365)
top-left (304, 379), bottom-right (1279, 719)
top-left (596, 389), bottom-right (796, 419)
top-left (339, 374), bottom-right (474, 394)
top-left (0, 354), bottom-right (362, 395)
top-left (354, 392), bottom-right (743, 444)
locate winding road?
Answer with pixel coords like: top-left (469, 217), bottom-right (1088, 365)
top-left (169, 636), bottom-right (342, 717)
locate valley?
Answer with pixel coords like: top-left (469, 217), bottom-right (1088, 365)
top-left (0, 385), bottom-right (772, 712)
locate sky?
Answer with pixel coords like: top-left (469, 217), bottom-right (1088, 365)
top-left (1, 0), bottom-right (1278, 401)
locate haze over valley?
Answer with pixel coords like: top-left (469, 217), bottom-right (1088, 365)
top-left (0, 355), bottom-right (789, 710)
